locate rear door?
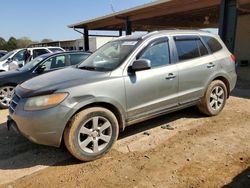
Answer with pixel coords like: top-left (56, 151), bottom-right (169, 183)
top-left (173, 35), bottom-right (216, 104)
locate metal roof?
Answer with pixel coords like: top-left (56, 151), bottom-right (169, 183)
top-left (68, 0), bottom-right (250, 31)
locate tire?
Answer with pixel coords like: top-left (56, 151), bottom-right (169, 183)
top-left (0, 86), bottom-right (15, 109)
top-left (64, 107), bottom-right (119, 161)
top-left (198, 80), bottom-right (228, 116)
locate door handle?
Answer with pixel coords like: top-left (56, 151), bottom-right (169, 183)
top-left (165, 73), bottom-right (176, 80)
top-left (207, 62), bottom-right (215, 68)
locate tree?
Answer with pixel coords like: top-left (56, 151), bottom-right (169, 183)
top-left (0, 37), bottom-right (6, 50)
top-left (5, 37), bottom-right (17, 51)
top-left (17, 37), bottom-right (33, 48)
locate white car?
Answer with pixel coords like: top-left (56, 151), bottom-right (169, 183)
top-left (0, 47), bottom-right (65, 71)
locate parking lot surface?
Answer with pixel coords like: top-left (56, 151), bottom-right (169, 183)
top-left (0, 88), bottom-right (250, 188)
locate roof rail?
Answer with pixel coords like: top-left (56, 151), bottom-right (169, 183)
top-left (141, 31), bottom-right (159, 39)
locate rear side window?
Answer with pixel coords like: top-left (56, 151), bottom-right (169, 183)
top-left (33, 49), bottom-right (49, 58)
top-left (69, 54), bottom-right (89, 65)
top-left (202, 36), bottom-right (223, 53)
top-left (175, 37), bottom-right (208, 61)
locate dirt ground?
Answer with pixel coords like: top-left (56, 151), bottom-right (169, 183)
top-left (0, 70), bottom-right (249, 187)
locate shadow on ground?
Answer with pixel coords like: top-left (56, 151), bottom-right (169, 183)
top-left (233, 66), bottom-right (250, 99)
top-left (0, 106), bottom-right (203, 170)
top-left (223, 167), bottom-right (250, 188)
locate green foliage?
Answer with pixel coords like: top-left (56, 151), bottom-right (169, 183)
top-left (0, 37), bottom-right (6, 49)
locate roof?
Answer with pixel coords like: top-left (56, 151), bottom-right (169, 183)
top-left (69, 0), bottom-right (250, 31)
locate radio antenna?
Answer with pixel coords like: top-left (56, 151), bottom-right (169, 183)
top-left (110, 0), bottom-right (115, 12)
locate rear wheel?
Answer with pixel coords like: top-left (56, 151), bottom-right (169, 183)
top-left (0, 86), bottom-right (15, 109)
top-left (64, 107), bottom-right (119, 161)
top-left (198, 80), bottom-right (227, 116)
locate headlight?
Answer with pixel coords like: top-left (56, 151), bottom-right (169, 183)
top-left (24, 93), bottom-right (68, 111)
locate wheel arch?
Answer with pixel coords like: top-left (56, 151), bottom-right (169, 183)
top-left (72, 102), bottom-right (125, 131)
top-left (212, 76), bottom-right (230, 98)
top-left (60, 100), bottom-right (126, 147)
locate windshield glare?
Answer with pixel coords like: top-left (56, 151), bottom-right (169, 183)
top-left (19, 56), bottom-right (45, 71)
top-left (78, 40), bottom-right (138, 71)
top-left (0, 51), bottom-right (15, 61)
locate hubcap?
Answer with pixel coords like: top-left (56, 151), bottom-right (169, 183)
top-left (209, 86), bottom-right (224, 111)
top-left (78, 116), bottom-right (112, 154)
top-left (0, 86), bottom-right (14, 107)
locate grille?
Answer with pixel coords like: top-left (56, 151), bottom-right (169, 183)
top-left (9, 93), bottom-right (20, 114)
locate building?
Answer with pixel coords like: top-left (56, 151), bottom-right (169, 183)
top-left (31, 37), bottom-right (115, 52)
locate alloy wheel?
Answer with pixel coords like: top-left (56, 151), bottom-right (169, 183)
top-left (209, 86), bottom-right (225, 111)
top-left (78, 116), bottom-right (112, 154)
top-left (0, 86), bottom-right (15, 107)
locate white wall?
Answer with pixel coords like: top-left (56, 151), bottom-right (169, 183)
top-left (235, 14), bottom-right (250, 63)
top-left (95, 37), bottom-right (115, 50)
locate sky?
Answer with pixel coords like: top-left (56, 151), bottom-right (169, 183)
top-left (0, 0), bottom-right (152, 41)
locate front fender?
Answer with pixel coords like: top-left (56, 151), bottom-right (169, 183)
top-left (63, 95), bottom-right (127, 130)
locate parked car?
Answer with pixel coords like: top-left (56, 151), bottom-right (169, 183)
top-left (0, 51), bottom-right (90, 108)
top-left (8, 30), bottom-right (237, 161)
top-left (0, 47), bottom-right (65, 72)
top-left (0, 50), bottom-right (7, 58)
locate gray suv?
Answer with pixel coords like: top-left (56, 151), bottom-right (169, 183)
top-left (8, 30), bottom-right (237, 161)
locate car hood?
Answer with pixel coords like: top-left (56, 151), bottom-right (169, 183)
top-left (0, 70), bottom-right (24, 79)
top-left (18, 67), bottom-right (111, 97)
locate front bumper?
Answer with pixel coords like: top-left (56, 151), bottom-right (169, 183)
top-left (9, 99), bottom-right (72, 147)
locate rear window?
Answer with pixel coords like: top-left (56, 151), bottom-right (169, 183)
top-left (48, 48), bottom-right (64, 52)
top-left (175, 38), bottom-right (208, 61)
top-left (202, 36), bottom-right (223, 53)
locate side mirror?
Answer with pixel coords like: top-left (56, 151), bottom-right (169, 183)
top-left (129, 59), bottom-right (151, 72)
top-left (7, 58), bottom-right (13, 62)
top-left (36, 65), bottom-right (46, 74)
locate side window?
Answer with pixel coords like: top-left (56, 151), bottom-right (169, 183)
top-left (42, 55), bottom-right (66, 71)
top-left (69, 54), bottom-right (89, 65)
top-left (175, 38), bottom-right (208, 61)
top-left (138, 40), bottom-right (170, 68)
top-left (13, 50), bottom-right (25, 61)
top-left (202, 36), bottom-right (223, 53)
top-left (33, 49), bottom-right (49, 58)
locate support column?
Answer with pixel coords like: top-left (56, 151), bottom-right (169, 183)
top-left (219, 0), bottom-right (238, 52)
top-left (84, 28), bottom-right (89, 51)
top-left (119, 29), bottom-right (123, 36)
top-left (125, 19), bottom-right (132, 35)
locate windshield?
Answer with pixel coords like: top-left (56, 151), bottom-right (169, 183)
top-left (78, 40), bottom-right (139, 71)
top-left (0, 50), bottom-right (15, 61)
top-left (19, 56), bottom-right (45, 71)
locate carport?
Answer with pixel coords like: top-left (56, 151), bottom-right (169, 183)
top-left (68, 0), bottom-right (250, 64)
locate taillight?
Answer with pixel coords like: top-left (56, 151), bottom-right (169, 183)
top-left (230, 54), bottom-right (236, 64)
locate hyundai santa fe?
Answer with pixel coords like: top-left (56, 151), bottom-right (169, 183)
top-left (7, 30), bottom-right (237, 161)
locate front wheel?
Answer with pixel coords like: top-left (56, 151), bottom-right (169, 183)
top-left (198, 80), bottom-right (227, 116)
top-left (64, 107), bottom-right (119, 161)
top-left (0, 86), bottom-right (15, 109)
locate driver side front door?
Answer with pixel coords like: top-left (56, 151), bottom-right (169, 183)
top-left (124, 38), bottom-right (179, 122)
